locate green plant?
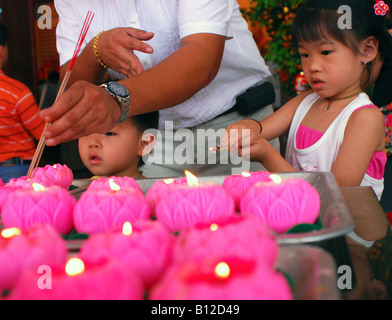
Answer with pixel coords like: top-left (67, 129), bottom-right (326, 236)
top-left (245, 0), bottom-right (306, 98)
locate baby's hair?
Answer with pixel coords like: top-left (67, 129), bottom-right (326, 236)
top-left (291, 0), bottom-right (392, 65)
top-left (130, 111), bottom-right (159, 168)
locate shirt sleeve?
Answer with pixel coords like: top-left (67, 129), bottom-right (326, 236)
top-left (16, 91), bottom-right (46, 141)
top-left (55, 0), bottom-right (85, 66)
top-left (178, 0), bottom-right (234, 39)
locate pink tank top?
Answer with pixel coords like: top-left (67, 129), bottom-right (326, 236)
top-left (296, 106), bottom-right (386, 179)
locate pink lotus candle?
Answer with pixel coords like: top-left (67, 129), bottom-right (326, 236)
top-left (145, 177), bottom-right (188, 214)
top-left (7, 255), bottom-right (144, 300)
top-left (0, 224), bottom-right (68, 293)
top-left (222, 171), bottom-right (273, 211)
top-left (0, 178), bottom-right (3, 187)
top-left (73, 179), bottom-right (150, 234)
top-left (154, 171), bottom-right (235, 232)
top-left (79, 220), bottom-right (176, 290)
top-left (6, 164), bottom-right (73, 189)
top-left (173, 214), bottom-right (279, 268)
top-left (149, 256), bottom-right (293, 300)
top-left (2, 183), bottom-right (76, 235)
top-left (240, 177), bottom-right (320, 233)
top-left (87, 176), bottom-right (143, 195)
top-left (33, 164), bottom-right (73, 189)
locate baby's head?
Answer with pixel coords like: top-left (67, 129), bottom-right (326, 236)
top-left (78, 111), bottom-right (158, 178)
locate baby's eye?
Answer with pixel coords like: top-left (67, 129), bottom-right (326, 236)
top-left (105, 131), bottom-right (116, 136)
top-left (299, 53), bottom-right (308, 58)
top-left (321, 50), bottom-right (332, 55)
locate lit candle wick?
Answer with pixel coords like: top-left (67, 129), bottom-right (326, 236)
top-left (65, 257), bottom-right (85, 276)
top-left (184, 170), bottom-right (198, 187)
top-left (269, 174), bottom-right (282, 184)
top-left (215, 262), bottom-right (230, 279)
top-left (122, 222), bottom-right (133, 236)
top-left (1, 227), bottom-right (22, 239)
top-left (109, 179), bottom-right (121, 191)
top-left (209, 223), bottom-right (219, 232)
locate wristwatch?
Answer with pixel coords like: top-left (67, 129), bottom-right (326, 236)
top-left (100, 81), bottom-right (130, 123)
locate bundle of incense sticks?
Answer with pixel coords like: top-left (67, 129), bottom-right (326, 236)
top-left (27, 11), bottom-right (95, 179)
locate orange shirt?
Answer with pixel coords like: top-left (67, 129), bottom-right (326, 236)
top-left (0, 70), bottom-right (46, 162)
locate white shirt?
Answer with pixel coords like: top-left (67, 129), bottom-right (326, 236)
top-left (54, 0), bottom-right (271, 129)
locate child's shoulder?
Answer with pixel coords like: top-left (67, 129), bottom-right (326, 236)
top-left (282, 90), bottom-right (316, 111)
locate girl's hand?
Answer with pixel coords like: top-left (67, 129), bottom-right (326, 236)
top-left (97, 27), bottom-right (154, 77)
top-left (220, 118), bottom-right (262, 153)
top-left (40, 80), bottom-right (121, 146)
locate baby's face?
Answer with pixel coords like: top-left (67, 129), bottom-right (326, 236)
top-left (78, 120), bottom-right (142, 177)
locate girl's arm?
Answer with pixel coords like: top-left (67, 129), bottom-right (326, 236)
top-left (222, 90), bottom-right (313, 154)
top-left (331, 106), bottom-right (385, 187)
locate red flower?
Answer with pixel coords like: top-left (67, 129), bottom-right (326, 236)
top-left (387, 212), bottom-right (392, 226)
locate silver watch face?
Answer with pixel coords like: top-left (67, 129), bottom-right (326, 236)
top-left (107, 81), bottom-right (129, 98)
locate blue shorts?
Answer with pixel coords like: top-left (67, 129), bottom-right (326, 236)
top-left (0, 164), bottom-right (30, 183)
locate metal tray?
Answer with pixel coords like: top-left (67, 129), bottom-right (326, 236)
top-left (70, 171), bottom-right (355, 245)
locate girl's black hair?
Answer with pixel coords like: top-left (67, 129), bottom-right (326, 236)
top-left (291, 0), bottom-right (392, 64)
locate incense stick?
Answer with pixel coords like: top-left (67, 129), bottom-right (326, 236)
top-left (27, 11), bottom-right (95, 179)
top-left (209, 144), bottom-right (234, 153)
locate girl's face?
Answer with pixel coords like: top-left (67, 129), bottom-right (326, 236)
top-left (298, 37), bottom-right (365, 99)
top-left (78, 119), bottom-right (143, 177)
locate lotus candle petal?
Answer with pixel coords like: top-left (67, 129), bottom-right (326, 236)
top-left (73, 186), bottom-right (151, 234)
top-left (222, 171), bottom-right (273, 211)
top-left (6, 176), bottom-right (51, 188)
top-left (32, 164), bottom-right (73, 189)
top-left (149, 256), bottom-right (293, 300)
top-left (8, 256), bottom-right (144, 300)
top-left (155, 180), bottom-right (236, 233)
top-left (0, 224), bottom-right (68, 293)
top-left (145, 177), bottom-right (188, 213)
top-left (87, 176), bottom-right (143, 195)
top-left (240, 178), bottom-right (320, 233)
top-left (2, 184), bottom-right (76, 235)
top-left (0, 186), bottom-right (26, 215)
top-left (79, 220), bottom-right (176, 290)
top-left (173, 214), bottom-right (279, 268)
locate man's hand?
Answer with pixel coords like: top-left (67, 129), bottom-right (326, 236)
top-left (40, 81), bottom-right (121, 146)
top-left (98, 27), bottom-right (154, 77)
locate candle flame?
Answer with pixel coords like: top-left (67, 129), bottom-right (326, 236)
top-left (65, 257), bottom-right (85, 276)
top-left (1, 227), bottom-right (22, 239)
top-left (109, 179), bottom-right (121, 191)
top-left (242, 172), bottom-right (251, 178)
top-left (122, 222), bottom-right (133, 236)
top-left (215, 262), bottom-right (230, 279)
top-left (163, 178), bottom-right (175, 184)
top-left (53, 164), bottom-right (58, 168)
top-left (184, 170), bottom-right (198, 187)
top-left (269, 174), bottom-right (282, 184)
top-left (32, 183), bottom-right (45, 192)
top-left (210, 223), bottom-right (219, 232)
